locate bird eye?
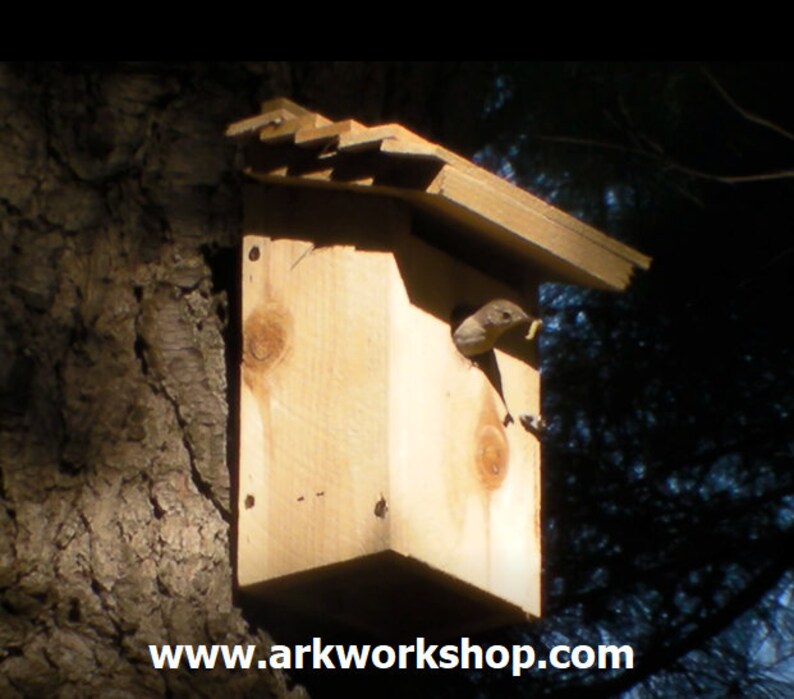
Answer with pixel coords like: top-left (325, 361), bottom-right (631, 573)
top-left (501, 311), bottom-right (512, 320)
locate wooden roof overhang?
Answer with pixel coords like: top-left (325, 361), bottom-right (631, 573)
top-left (228, 98), bottom-right (651, 291)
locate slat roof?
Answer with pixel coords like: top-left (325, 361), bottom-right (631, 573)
top-left (228, 98), bottom-right (651, 291)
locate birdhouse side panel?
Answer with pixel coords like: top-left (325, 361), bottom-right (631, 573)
top-left (238, 236), bottom-right (392, 587)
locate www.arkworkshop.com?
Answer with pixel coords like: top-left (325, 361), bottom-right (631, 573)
top-left (149, 637), bottom-right (633, 676)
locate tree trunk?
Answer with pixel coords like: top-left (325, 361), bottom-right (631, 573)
top-left (0, 61), bottom-right (301, 699)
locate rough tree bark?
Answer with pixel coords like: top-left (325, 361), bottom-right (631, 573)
top-left (0, 61), bottom-right (304, 698)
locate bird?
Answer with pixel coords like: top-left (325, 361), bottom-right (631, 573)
top-left (452, 299), bottom-right (541, 358)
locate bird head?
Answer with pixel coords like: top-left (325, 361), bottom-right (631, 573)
top-left (477, 299), bottom-right (532, 330)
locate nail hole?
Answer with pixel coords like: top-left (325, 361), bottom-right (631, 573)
top-left (374, 495), bottom-right (388, 519)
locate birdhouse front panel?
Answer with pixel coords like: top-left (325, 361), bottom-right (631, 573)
top-left (384, 234), bottom-right (540, 616)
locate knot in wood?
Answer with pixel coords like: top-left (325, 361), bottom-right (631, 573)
top-left (244, 304), bottom-right (291, 373)
top-left (475, 424), bottom-right (509, 490)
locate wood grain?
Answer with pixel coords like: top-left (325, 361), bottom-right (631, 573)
top-left (238, 187), bottom-right (542, 619)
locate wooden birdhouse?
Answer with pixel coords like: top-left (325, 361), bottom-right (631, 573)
top-left (227, 99), bottom-right (650, 640)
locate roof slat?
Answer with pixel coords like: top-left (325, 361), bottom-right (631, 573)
top-left (294, 119), bottom-right (365, 147)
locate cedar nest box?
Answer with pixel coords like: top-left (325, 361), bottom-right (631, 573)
top-left (227, 98), bottom-right (650, 641)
